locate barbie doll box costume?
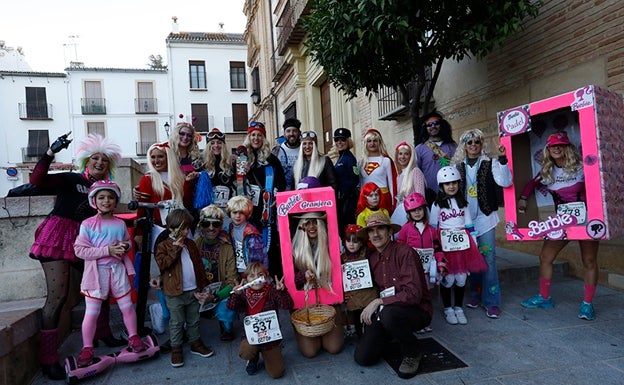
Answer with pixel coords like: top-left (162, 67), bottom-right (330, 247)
top-left (497, 85), bottom-right (624, 241)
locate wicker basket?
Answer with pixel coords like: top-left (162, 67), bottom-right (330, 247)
top-left (291, 286), bottom-right (336, 338)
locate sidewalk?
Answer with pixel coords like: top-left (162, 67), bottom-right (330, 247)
top-left (29, 248), bottom-right (624, 385)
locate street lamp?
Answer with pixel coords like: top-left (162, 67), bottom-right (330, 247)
top-left (164, 122), bottom-right (170, 137)
top-left (250, 90), bottom-right (261, 105)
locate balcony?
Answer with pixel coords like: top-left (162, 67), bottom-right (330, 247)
top-left (136, 142), bottom-right (152, 156)
top-left (18, 103), bottom-right (53, 120)
top-left (271, 49), bottom-right (291, 83)
top-left (377, 68), bottom-right (433, 121)
top-left (276, 0), bottom-right (310, 55)
top-left (135, 98), bottom-right (158, 114)
top-left (81, 98), bottom-right (107, 115)
top-left (21, 147), bottom-right (46, 162)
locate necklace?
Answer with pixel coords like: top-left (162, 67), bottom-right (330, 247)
top-left (465, 158), bottom-right (480, 198)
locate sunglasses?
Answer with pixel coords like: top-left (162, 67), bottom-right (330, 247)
top-left (301, 132), bottom-right (317, 139)
top-left (249, 121), bottom-right (265, 128)
top-left (425, 120), bottom-right (441, 127)
top-left (179, 131), bottom-right (194, 139)
top-left (334, 137), bottom-right (347, 142)
top-left (199, 220), bottom-right (222, 228)
top-left (466, 139), bottom-right (482, 145)
top-left (208, 133), bottom-right (225, 142)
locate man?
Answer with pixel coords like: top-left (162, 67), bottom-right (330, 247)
top-left (277, 118), bottom-right (302, 190)
top-left (415, 111), bottom-right (458, 205)
top-left (354, 212), bottom-right (432, 378)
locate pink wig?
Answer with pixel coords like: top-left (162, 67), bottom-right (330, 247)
top-left (76, 134), bottom-right (122, 176)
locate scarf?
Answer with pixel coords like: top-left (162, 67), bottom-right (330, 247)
top-left (245, 284), bottom-right (270, 315)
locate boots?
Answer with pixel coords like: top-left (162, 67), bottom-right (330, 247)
top-left (39, 329), bottom-right (65, 380)
top-left (219, 321), bottom-right (234, 341)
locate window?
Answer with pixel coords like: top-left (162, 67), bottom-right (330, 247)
top-left (189, 61), bottom-right (207, 89)
top-left (251, 67), bottom-right (261, 100)
top-left (232, 104), bottom-right (249, 132)
top-left (191, 104), bottom-right (209, 132)
top-left (229, 61), bottom-right (246, 89)
top-left (26, 130), bottom-right (49, 158)
top-left (283, 102), bottom-right (297, 120)
top-left (86, 121), bottom-right (105, 137)
top-left (24, 87), bottom-right (49, 119)
top-left (138, 121), bottom-right (157, 156)
top-left (136, 82), bottom-right (157, 113)
top-left (82, 81), bottom-right (106, 114)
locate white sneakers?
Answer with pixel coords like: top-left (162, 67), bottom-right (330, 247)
top-left (444, 307), bottom-right (468, 325)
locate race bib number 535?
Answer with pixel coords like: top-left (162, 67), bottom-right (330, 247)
top-left (342, 260), bottom-right (373, 292)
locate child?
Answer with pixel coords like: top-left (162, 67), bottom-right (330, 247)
top-left (226, 262), bottom-right (293, 378)
top-left (396, 192), bottom-right (443, 332)
top-left (226, 196), bottom-right (268, 274)
top-left (340, 224), bottom-right (378, 337)
top-left (429, 167), bottom-right (487, 325)
top-left (356, 182), bottom-right (390, 228)
top-left (155, 208), bottom-right (214, 368)
top-left (73, 180), bottom-right (146, 367)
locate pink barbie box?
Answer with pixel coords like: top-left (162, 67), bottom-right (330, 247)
top-left (498, 85), bottom-right (624, 241)
top-left (276, 187), bottom-right (343, 308)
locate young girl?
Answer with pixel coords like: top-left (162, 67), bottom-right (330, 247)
top-left (73, 181), bottom-right (146, 367)
top-left (429, 167), bottom-right (487, 325)
top-left (226, 262), bottom-right (293, 378)
top-left (356, 182), bottom-right (390, 228)
top-left (226, 196), bottom-right (268, 274)
top-left (396, 192), bottom-right (443, 332)
top-left (340, 224), bottom-right (377, 337)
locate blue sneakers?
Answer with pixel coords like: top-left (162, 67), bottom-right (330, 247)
top-left (521, 294), bottom-right (554, 309)
top-left (578, 302), bottom-right (595, 320)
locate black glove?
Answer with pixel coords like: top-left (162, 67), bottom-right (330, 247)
top-left (50, 133), bottom-right (72, 153)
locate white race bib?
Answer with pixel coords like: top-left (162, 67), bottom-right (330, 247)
top-left (557, 201), bottom-right (587, 225)
top-left (248, 184), bottom-right (261, 206)
top-left (341, 260), bottom-right (373, 292)
top-left (440, 229), bottom-right (470, 252)
top-left (213, 185), bottom-right (230, 207)
top-left (414, 248), bottom-right (434, 272)
top-left (243, 310), bottom-right (282, 345)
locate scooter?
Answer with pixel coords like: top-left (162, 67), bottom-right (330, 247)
top-left (64, 333), bottom-right (160, 384)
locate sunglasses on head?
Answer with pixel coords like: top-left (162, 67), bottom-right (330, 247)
top-left (301, 132), bottom-right (317, 139)
top-left (249, 121), bottom-right (265, 128)
top-left (199, 220), bottom-right (222, 228)
top-left (466, 139), bottom-right (481, 145)
top-left (425, 120), bottom-right (441, 127)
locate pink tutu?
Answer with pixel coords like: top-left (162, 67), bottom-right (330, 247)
top-left (29, 216), bottom-right (81, 262)
top-left (437, 229), bottom-right (487, 274)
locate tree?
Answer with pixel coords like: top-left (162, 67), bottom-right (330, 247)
top-left (148, 54), bottom-right (167, 69)
top-left (305, 0), bottom-right (541, 143)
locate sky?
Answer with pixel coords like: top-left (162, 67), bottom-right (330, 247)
top-left (0, 0), bottom-right (247, 72)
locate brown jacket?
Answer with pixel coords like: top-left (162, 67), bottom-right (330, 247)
top-left (155, 237), bottom-right (208, 296)
top-left (194, 235), bottom-right (238, 289)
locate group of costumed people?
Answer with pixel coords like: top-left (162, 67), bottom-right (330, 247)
top-left (28, 110), bottom-right (600, 380)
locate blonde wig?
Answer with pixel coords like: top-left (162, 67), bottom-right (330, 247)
top-left (293, 137), bottom-right (324, 186)
top-left (359, 129), bottom-right (390, 169)
top-left (169, 122), bottom-right (201, 162)
top-left (203, 139), bottom-right (233, 177)
top-left (226, 195), bottom-right (253, 217)
top-left (540, 143), bottom-right (583, 185)
top-left (243, 132), bottom-right (272, 166)
top-left (395, 142), bottom-right (417, 197)
top-left (291, 217), bottom-right (332, 290)
top-left (451, 129), bottom-right (491, 165)
top-left (199, 204), bottom-right (225, 221)
top-left (145, 143), bottom-right (185, 202)
top-left (76, 134), bottom-right (122, 178)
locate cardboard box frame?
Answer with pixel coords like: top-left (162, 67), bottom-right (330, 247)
top-left (276, 187), bottom-right (344, 308)
top-left (498, 85), bottom-right (624, 241)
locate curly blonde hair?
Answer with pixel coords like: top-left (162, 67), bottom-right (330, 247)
top-left (169, 122), bottom-right (201, 162)
top-left (451, 129), bottom-right (491, 165)
top-left (359, 129), bottom-right (390, 169)
top-left (540, 143), bottom-right (582, 185)
top-left (291, 216), bottom-right (332, 290)
top-left (145, 143), bottom-right (185, 202)
top-left (203, 139), bottom-right (233, 177)
top-left (243, 132), bottom-right (272, 166)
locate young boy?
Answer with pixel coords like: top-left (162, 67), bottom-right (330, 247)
top-left (226, 196), bottom-right (268, 274)
top-left (226, 262), bottom-right (293, 377)
top-left (155, 208), bottom-right (214, 367)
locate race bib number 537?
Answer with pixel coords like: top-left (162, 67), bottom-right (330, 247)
top-left (243, 310), bottom-right (282, 345)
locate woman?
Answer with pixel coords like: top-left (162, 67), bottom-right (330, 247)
top-left (391, 142), bottom-right (426, 226)
top-left (29, 133), bottom-right (124, 379)
top-left (168, 118), bottom-right (202, 174)
top-left (292, 130), bottom-right (338, 192)
top-left (328, 128), bottom-right (359, 237)
top-left (451, 129), bottom-right (512, 319)
top-left (243, 122), bottom-right (286, 276)
top-left (518, 132), bottom-right (598, 320)
top-left (359, 128), bottom-right (397, 215)
top-left (291, 212), bottom-right (343, 358)
top-left (195, 128), bottom-right (236, 227)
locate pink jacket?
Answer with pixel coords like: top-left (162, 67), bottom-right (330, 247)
top-left (396, 222), bottom-right (444, 263)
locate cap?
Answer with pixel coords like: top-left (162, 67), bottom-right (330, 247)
top-left (333, 128), bottom-right (351, 139)
top-left (546, 132), bottom-right (571, 147)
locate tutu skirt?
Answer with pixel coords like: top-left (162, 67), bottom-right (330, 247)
top-left (29, 216), bottom-right (80, 262)
top-left (438, 229), bottom-right (487, 274)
